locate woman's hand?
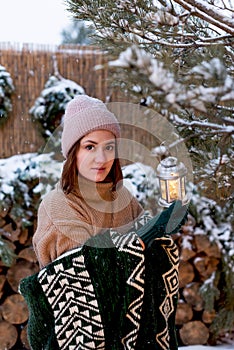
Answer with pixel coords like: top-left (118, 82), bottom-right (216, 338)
top-left (137, 200), bottom-right (189, 247)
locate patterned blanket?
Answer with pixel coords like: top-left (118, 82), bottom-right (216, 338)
top-left (20, 220), bottom-right (180, 350)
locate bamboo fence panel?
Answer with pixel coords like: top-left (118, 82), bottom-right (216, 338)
top-left (0, 43), bottom-right (115, 158)
top-left (0, 42), bottom-right (158, 161)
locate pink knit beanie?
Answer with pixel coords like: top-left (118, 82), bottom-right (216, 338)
top-left (61, 95), bottom-right (121, 158)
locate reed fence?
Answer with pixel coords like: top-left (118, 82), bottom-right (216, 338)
top-left (0, 42), bottom-right (125, 158)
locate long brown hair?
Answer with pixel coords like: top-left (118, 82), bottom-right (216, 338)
top-left (61, 139), bottom-right (123, 195)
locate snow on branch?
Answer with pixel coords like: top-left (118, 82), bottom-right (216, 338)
top-left (109, 45), bottom-right (234, 124)
top-left (174, 0), bottom-right (234, 35)
top-left (171, 114), bottom-right (234, 134)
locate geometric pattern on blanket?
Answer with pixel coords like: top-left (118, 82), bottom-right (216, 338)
top-left (110, 231), bottom-right (145, 349)
top-left (37, 227), bottom-right (147, 350)
top-left (30, 212), bottom-right (180, 350)
top-left (155, 236), bottom-right (179, 350)
top-left (38, 250), bottom-right (105, 350)
top-left (19, 208), bottom-right (181, 350)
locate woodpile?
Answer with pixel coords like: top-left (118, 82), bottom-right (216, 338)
top-left (0, 194), bottom-right (39, 350)
top-left (174, 214), bottom-right (222, 346)
top-left (0, 200), bottom-right (223, 348)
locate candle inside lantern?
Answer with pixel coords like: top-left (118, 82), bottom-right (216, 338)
top-left (156, 156), bottom-right (188, 207)
top-left (168, 178), bottom-right (180, 201)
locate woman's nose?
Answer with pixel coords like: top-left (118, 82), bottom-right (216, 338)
top-left (94, 148), bottom-right (106, 163)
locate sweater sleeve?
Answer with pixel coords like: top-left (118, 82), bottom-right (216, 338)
top-left (33, 200), bottom-right (92, 268)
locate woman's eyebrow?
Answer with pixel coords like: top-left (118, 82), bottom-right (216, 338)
top-left (82, 140), bottom-right (115, 145)
top-left (82, 140), bottom-right (98, 144)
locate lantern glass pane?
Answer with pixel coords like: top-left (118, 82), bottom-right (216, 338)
top-left (168, 178), bottom-right (180, 202)
top-left (181, 176), bottom-right (186, 199)
top-left (160, 179), bottom-right (167, 201)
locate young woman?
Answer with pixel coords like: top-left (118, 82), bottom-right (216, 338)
top-left (33, 95), bottom-right (144, 268)
top-left (20, 95), bottom-right (187, 350)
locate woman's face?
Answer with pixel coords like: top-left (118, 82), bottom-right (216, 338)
top-left (76, 130), bottom-right (116, 182)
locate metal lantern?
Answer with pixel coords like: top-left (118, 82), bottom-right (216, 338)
top-left (156, 156), bottom-right (188, 207)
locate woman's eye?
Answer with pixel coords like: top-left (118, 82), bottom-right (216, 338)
top-left (106, 145), bottom-right (115, 151)
top-left (85, 145), bottom-right (94, 151)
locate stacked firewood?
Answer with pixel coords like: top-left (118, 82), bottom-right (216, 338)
top-left (174, 214), bottom-right (221, 346)
top-left (0, 196), bottom-right (39, 350)
top-left (0, 205), bottom-right (222, 349)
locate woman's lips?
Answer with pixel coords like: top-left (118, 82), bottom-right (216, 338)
top-left (92, 167), bottom-right (106, 171)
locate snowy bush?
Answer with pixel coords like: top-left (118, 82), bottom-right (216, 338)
top-left (0, 64), bottom-right (15, 125)
top-left (0, 153), bottom-right (63, 265)
top-left (0, 153), bottom-right (62, 208)
top-left (122, 162), bottom-right (160, 212)
top-left (29, 75), bottom-right (85, 139)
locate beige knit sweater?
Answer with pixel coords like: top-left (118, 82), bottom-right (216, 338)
top-left (33, 177), bottom-right (143, 267)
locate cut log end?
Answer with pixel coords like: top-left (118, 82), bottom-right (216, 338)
top-left (0, 320), bottom-right (18, 350)
top-left (179, 320), bottom-right (210, 345)
top-left (1, 293), bottom-right (29, 325)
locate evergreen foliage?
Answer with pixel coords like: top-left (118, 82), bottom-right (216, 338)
top-left (0, 64), bottom-right (15, 125)
top-left (0, 236), bottom-right (16, 266)
top-left (64, 0), bottom-right (234, 205)
top-left (29, 74), bottom-right (85, 139)
top-left (61, 20), bottom-right (96, 45)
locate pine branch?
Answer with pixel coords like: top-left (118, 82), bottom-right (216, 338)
top-left (174, 0), bottom-right (234, 35)
top-left (172, 115), bottom-right (234, 134)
